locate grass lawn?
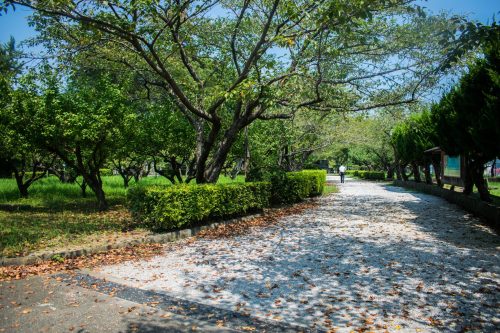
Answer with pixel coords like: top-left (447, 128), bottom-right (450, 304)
top-left (0, 175), bottom-right (244, 257)
top-left (429, 182), bottom-right (500, 206)
top-left (323, 183), bottom-right (339, 195)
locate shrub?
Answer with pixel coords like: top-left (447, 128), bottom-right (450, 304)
top-left (345, 170), bottom-right (385, 180)
top-left (271, 170), bottom-right (326, 204)
top-left (127, 169), bottom-right (326, 231)
top-left (127, 182), bottom-right (271, 231)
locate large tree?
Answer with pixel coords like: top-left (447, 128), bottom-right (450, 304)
top-left (0, 38), bottom-right (55, 197)
top-left (391, 110), bottom-right (438, 183)
top-left (2, 0), bottom-right (465, 183)
top-left (7, 67), bottom-right (133, 209)
top-left (432, 35), bottom-right (500, 201)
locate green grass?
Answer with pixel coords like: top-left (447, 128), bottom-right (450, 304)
top-left (425, 181), bottom-right (500, 207)
top-left (322, 183), bottom-right (339, 195)
top-left (0, 174), bottom-right (245, 257)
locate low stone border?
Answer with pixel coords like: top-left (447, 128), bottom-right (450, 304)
top-left (392, 180), bottom-right (500, 232)
top-left (0, 212), bottom-right (264, 267)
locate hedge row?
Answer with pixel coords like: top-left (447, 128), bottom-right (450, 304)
top-left (345, 170), bottom-right (385, 180)
top-left (271, 170), bottom-right (326, 204)
top-left (128, 182), bottom-right (271, 231)
top-left (127, 170), bottom-right (326, 231)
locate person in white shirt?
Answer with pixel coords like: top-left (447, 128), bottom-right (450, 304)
top-left (339, 165), bottom-right (346, 183)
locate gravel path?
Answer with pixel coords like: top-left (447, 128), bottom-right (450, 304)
top-left (98, 178), bottom-right (500, 332)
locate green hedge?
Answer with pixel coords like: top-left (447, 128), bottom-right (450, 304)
top-left (128, 182), bottom-right (271, 231)
top-left (345, 170), bottom-right (385, 180)
top-left (271, 170), bottom-right (326, 204)
top-left (127, 169), bottom-right (326, 231)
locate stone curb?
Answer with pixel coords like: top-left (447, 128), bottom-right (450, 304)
top-left (0, 212), bottom-right (264, 267)
top-left (392, 180), bottom-right (500, 233)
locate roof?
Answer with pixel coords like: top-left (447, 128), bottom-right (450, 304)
top-left (424, 147), bottom-right (442, 154)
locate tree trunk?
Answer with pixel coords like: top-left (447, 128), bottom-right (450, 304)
top-left (401, 163), bottom-right (409, 181)
top-left (123, 176), bottom-right (130, 188)
top-left (463, 157), bottom-right (474, 195)
top-left (133, 171), bottom-right (140, 183)
top-left (170, 158), bottom-right (183, 183)
top-left (84, 175), bottom-right (108, 211)
top-left (194, 121), bottom-right (216, 184)
top-left (16, 179), bottom-right (29, 198)
top-left (243, 126), bottom-right (250, 178)
top-left (80, 179), bottom-right (87, 198)
top-left (411, 162), bottom-right (421, 182)
top-left (431, 158), bottom-right (442, 187)
top-left (395, 162), bottom-right (402, 181)
top-left (386, 165), bottom-right (395, 180)
top-left (470, 160), bottom-right (491, 202)
top-left (205, 123), bottom-right (241, 183)
top-left (423, 162), bottom-right (432, 184)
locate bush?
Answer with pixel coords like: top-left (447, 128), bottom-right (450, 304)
top-left (271, 170), bottom-right (326, 204)
top-left (127, 169), bottom-right (326, 231)
top-left (345, 170), bottom-right (385, 180)
top-left (127, 182), bottom-right (271, 231)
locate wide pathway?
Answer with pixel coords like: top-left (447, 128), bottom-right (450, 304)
top-left (96, 178), bottom-right (500, 332)
top-left (1, 178), bottom-right (499, 332)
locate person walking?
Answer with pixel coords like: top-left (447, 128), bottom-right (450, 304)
top-left (339, 165), bottom-right (346, 183)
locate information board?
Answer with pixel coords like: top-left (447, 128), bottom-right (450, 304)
top-left (444, 155), bottom-right (461, 178)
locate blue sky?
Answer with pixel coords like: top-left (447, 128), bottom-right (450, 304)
top-left (1, 1), bottom-right (499, 46)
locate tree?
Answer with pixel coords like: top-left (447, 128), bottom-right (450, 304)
top-left (0, 38), bottom-right (54, 197)
top-left (0, 85), bottom-right (55, 197)
top-left (391, 110), bottom-right (438, 184)
top-left (3, 0), bottom-right (463, 183)
top-left (432, 35), bottom-right (500, 201)
top-left (8, 66), bottom-right (133, 210)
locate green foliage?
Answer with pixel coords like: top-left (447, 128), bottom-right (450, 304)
top-left (127, 182), bottom-right (272, 231)
top-left (127, 170), bottom-right (325, 230)
top-left (346, 170), bottom-right (385, 180)
top-left (99, 169), bottom-right (113, 177)
top-left (431, 38), bottom-right (500, 161)
top-left (270, 170), bottom-right (327, 204)
top-left (50, 254), bottom-right (65, 263)
top-left (391, 110), bottom-right (437, 165)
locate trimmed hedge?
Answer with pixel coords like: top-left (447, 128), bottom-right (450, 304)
top-left (127, 169), bottom-right (327, 231)
top-left (345, 170), bottom-right (385, 180)
top-left (271, 170), bottom-right (326, 204)
top-left (128, 182), bottom-right (271, 231)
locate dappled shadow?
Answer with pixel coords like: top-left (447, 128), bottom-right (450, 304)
top-left (100, 180), bottom-right (500, 332)
top-left (383, 183), bottom-right (499, 248)
top-left (121, 321), bottom-right (198, 333)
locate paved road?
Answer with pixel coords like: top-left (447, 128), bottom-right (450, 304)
top-left (1, 178), bottom-right (499, 332)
